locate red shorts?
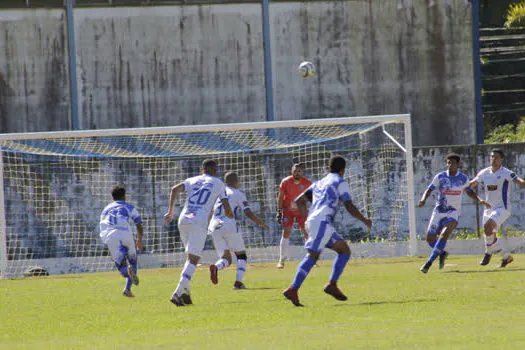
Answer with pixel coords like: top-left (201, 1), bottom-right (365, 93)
top-left (282, 209), bottom-right (306, 229)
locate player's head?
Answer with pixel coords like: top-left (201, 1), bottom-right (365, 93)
top-left (329, 155), bottom-right (346, 175)
top-left (446, 153), bottom-right (460, 172)
top-left (291, 163), bottom-right (303, 180)
top-left (202, 159), bottom-right (218, 176)
top-left (224, 172), bottom-right (239, 188)
top-left (490, 149), bottom-right (504, 168)
top-left (111, 185), bottom-right (126, 201)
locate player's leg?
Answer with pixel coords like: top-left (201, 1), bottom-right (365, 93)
top-left (424, 218), bottom-right (456, 272)
top-left (106, 238), bottom-right (134, 297)
top-left (122, 233), bottom-right (139, 286)
top-left (278, 213), bottom-right (293, 268)
top-left (230, 232), bottom-right (248, 289)
top-left (170, 222), bottom-right (205, 306)
top-left (420, 212), bottom-right (443, 272)
top-left (324, 233), bottom-right (350, 301)
top-left (484, 209), bottom-right (513, 267)
top-left (210, 227), bottom-right (232, 285)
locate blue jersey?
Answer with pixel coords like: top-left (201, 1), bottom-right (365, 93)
top-left (304, 173), bottom-right (352, 223)
top-left (100, 201), bottom-right (142, 239)
top-left (427, 171), bottom-right (469, 213)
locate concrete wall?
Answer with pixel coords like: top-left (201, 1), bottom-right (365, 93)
top-left (0, 1), bottom-right (475, 146)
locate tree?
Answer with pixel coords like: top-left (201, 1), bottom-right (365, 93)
top-left (505, 1), bottom-right (525, 28)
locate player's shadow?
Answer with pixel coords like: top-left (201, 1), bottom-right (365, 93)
top-left (340, 297), bottom-right (437, 307)
top-left (442, 267), bottom-right (525, 274)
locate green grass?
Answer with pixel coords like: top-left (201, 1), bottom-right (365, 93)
top-left (2, 255), bottom-right (525, 349)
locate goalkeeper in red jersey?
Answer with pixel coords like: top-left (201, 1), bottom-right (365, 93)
top-left (276, 163), bottom-right (312, 268)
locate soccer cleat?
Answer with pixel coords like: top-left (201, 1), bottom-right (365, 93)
top-left (277, 259), bottom-right (286, 269)
top-left (233, 281), bottom-right (246, 290)
top-left (500, 255), bottom-right (514, 268)
top-left (420, 261), bottom-right (432, 274)
top-left (209, 264), bottom-right (218, 285)
top-left (180, 292), bottom-right (193, 305)
top-left (480, 253), bottom-right (492, 266)
top-left (283, 287), bottom-right (303, 307)
top-left (323, 282), bottom-right (348, 301)
top-left (127, 266), bottom-right (139, 286)
top-left (122, 289), bottom-right (134, 298)
top-left (438, 251), bottom-right (449, 270)
top-left (170, 293), bottom-right (185, 307)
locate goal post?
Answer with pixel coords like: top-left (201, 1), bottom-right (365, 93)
top-left (0, 114), bottom-right (416, 278)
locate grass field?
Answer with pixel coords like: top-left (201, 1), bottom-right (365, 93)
top-left (2, 254), bottom-right (525, 350)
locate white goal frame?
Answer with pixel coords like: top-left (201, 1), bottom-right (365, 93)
top-left (0, 114), bottom-right (416, 278)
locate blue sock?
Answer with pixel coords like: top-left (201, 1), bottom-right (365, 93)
top-left (428, 239), bottom-right (436, 248)
top-left (428, 238), bottom-right (447, 264)
top-left (130, 261), bottom-right (138, 273)
top-left (118, 265), bottom-right (129, 278)
top-left (291, 256), bottom-right (316, 290)
top-left (329, 254), bottom-right (350, 283)
top-left (125, 277), bottom-right (132, 291)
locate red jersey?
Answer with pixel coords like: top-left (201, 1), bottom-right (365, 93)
top-left (279, 176), bottom-right (312, 211)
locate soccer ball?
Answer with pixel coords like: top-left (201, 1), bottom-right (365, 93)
top-left (298, 61), bottom-right (316, 78)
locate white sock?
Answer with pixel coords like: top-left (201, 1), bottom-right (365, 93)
top-left (484, 234), bottom-right (496, 254)
top-left (280, 237), bottom-right (289, 260)
top-left (492, 237), bottom-right (510, 258)
top-left (215, 258), bottom-right (229, 270)
top-left (174, 261), bottom-right (196, 295)
top-left (236, 259), bottom-right (247, 282)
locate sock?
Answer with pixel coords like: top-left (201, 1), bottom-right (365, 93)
top-left (491, 237), bottom-right (509, 258)
top-left (129, 261), bottom-right (138, 273)
top-left (280, 237), bottom-right (289, 260)
top-left (215, 258), bottom-right (229, 270)
top-left (236, 259), bottom-right (247, 282)
top-left (329, 254), bottom-right (350, 283)
top-left (484, 234), bottom-right (496, 254)
top-left (427, 240), bottom-right (436, 249)
top-left (428, 238), bottom-right (447, 264)
top-left (174, 261), bottom-right (196, 295)
top-left (125, 277), bottom-right (132, 291)
top-left (291, 256), bottom-right (316, 290)
top-left (118, 265), bottom-right (129, 278)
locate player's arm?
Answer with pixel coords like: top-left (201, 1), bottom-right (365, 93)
top-left (464, 180), bottom-right (491, 208)
top-left (294, 189), bottom-right (312, 219)
top-left (244, 208), bottom-right (269, 230)
top-left (512, 176), bottom-right (525, 189)
top-left (343, 200), bottom-right (372, 230)
top-left (164, 183), bottom-right (184, 225)
top-left (418, 188), bottom-right (433, 207)
top-left (276, 187), bottom-right (285, 223)
top-left (135, 223), bottom-right (144, 250)
top-left (221, 198), bottom-right (233, 219)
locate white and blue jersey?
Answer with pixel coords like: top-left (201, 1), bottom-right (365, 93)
top-left (100, 201), bottom-right (142, 242)
top-left (209, 186), bottom-right (249, 234)
top-left (302, 173), bottom-right (352, 253)
top-left (473, 166), bottom-right (516, 210)
top-left (428, 171), bottom-right (469, 214)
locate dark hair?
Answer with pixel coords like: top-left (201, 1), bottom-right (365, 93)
top-left (292, 163), bottom-right (304, 170)
top-left (446, 153), bottom-right (460, 163)
top-left (329, 155), bottom-right (346, 173)
top-left (491, 149), bottom-right (504, 159)
top-left (111, 185), bottom-right (126, 201)
top-left (202, 159), bottom-right (218, 174)
top-left (224, 171), bottom-right (238, 186)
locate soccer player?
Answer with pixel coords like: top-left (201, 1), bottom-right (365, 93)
top-left (276, 163), bottom-right (312, 268)
top-left (418, 153), bottom-right (469, 273)
top-left (282, 155), bottom-right (372, 307)
top-left (208, 172), bottom-right (269, 289)
top-left (465, 149), bottom-right (525, 267)
top-left (163, 159), bottom-right (233, 306)
top-left (99, 185), bottom-right (144, 297)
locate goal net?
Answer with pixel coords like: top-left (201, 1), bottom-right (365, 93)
top-left (0, 115), bottom-right (415, 278)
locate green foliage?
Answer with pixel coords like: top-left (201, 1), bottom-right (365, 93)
top-left (505, 1), bottom-right (525, 28)
top-left (484, 117), bottom-right (525, 143)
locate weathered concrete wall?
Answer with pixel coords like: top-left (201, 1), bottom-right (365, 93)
top-left (271, 0), bottom-right (475, 146)
top-left (0, 10), bottom-right (70, 132)
top-left (0, 1), bottom-right (475, 147)
top-left (74, 5), bottom-right (266, 129)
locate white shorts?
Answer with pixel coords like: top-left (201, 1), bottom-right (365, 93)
top-left (304, 218), bottom-right (343, 253)
top-left (426, 210), bottom-right (459, 235)
top-left (103, 231), bottom-right (137, 265)
top-left (178, 217), bottom-right (208, 257)
top-left (483, 207), bottom-right (510, 230)
top-left (209, 219), bottom-right (246, 256)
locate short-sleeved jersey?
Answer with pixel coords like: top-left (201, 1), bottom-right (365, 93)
top-left (100, 201), bottom-right (142, 239)
top-left (303, 173), bottom-right (352, 223)
top-left (427, 171), bottom-right (469, 213)
top-left (180, 174), bottom-right (228, 223)
top-left (280, 176), bottom-right (312, 211)
top-left (473, 166), bottom-right (517, 210)
top-left (210, 186), bottom-right (250, 231)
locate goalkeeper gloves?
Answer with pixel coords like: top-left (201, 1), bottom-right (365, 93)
top-left (276, 209), bottom-right (283, 224)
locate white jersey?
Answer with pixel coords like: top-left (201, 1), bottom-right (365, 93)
top-left (210, 186), bottom-right (249, 231)
top-left (473, 166), bottom-right (517, 210)
top-left (179, 174), bottom-right (228, 225)
top-left (305, 173), bottom-right (352, 223)
top-left (428, 170), bottom-right (469, 213)
top-left (99, 201), bottom-right (142, 241)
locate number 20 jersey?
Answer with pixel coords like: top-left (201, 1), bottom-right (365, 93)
top-left (179, 174), bottom-right (228, 225)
